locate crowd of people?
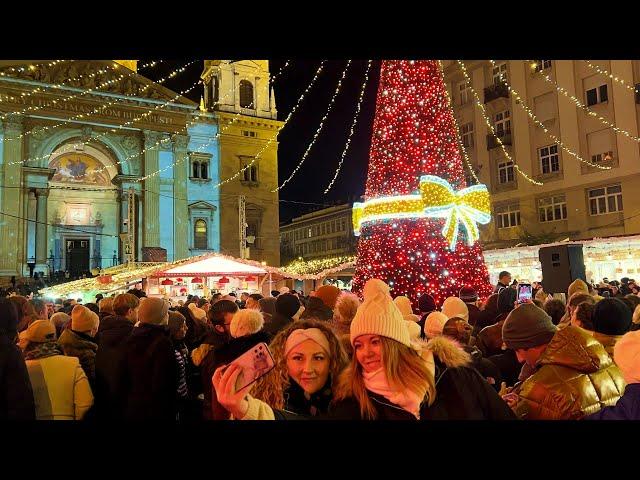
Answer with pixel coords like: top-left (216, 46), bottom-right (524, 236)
top-left (1, 275), bottom-right (639, 421)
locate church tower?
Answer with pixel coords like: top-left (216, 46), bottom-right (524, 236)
top-left (201, 60), bottom-right (283, 266)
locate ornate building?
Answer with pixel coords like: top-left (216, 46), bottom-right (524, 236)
top-left (0, 59), bottom-right (283, 281)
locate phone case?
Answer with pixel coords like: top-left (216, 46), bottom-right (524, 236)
top-left (230, 342), bottom-right (276, 391)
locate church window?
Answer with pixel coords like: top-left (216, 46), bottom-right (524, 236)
top-left (239, 80), bottom-right (255, 109)
top-left (194, 219), bottom-right (208, 249)
top-left (192, 161), bottom-right (200, 178)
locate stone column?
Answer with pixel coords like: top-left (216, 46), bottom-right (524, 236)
top-left (172, 134), bottom-right (189, 260)
top-left (143, 130), bottom-right (161, 247)
top-left (26, 190), bottom-right (37, 262)
top-left (35, 188), bottom-right (49, 265)
top-left (0, 116), bottom-right (24, 274)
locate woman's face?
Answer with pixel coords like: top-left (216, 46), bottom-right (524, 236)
top-left (354, 334), bottom-right (383, 373)
top-left (286, 338), bottom-right (330, 395)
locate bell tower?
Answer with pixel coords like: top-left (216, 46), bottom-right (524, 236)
top-left (201, 60), bottom-right (277, 120)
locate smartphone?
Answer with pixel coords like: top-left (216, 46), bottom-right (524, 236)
top-left (516, 283), bottom-right (532, 304)
top-left (229, 342), bottom-right (276, 391)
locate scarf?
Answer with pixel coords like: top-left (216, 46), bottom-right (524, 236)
top-left (363, 368), bottom-right (424, 419)
top-left (24, 341), bottom-right (62, 361)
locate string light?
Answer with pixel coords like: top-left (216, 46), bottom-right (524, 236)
top-left (0, 60), bottom-right (66, 76)
top-left (270, 60), bottom-right (291, 84)
top-left (351, 60), bottom-right (493, 308)
top-left (457, 60), bottom-right (543, 186)
top-left (490, 60), bottom-right (610, 171)
top-left (275, 60), bottom-right (352, 192)
top-left (281, 255), bottom-right (355, 276)
top-left (212, 60), bottom-right (327, 189)
top-left (437, 60), bottom-right (480, 184)
top-left (530, 61), bottom-right (640, 143)
top-left (583, 60), bottom-right (638, 94)
top-left (2, 60), bottom-right (198, 145)
top-left (138, 60), bottom-right (164, 70)
top-left (324, 60), bottom-right (372, 194)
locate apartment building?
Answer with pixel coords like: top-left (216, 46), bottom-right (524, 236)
top-left (442, 60), bottom-right (640, 249)
top-left (280, 204), bottom-right (356, 265)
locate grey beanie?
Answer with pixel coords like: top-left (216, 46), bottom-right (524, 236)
top-left (502, 304), bottom-right (557, 350)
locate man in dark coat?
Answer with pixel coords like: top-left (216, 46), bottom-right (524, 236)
top-left (0, 298), bottom-right (35, 420)
top-left (494, 271), bottom-right (512, 293)
top-left (300, 296), bottom-right (333, 321)
top-left (119, 297), bottom-right (177, 420)
top-left (459, 286), bottom-right (482, 327)
top-left (94, 293), bottom-right (139, 419)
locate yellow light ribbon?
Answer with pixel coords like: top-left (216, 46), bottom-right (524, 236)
top-left (353, 175), bottom-right (491, 251)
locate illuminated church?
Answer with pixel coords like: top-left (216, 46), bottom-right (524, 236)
top-left (0, 60), bottom-right (282, 280)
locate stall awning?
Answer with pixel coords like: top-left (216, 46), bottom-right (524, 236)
top-left (155, 254), bottom-right (267, 277)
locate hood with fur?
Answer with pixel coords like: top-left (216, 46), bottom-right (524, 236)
top-left (424, 335), bottom-right (471, 369)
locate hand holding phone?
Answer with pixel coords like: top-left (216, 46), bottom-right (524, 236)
top-left (229, 342), bottom-right (276, 391)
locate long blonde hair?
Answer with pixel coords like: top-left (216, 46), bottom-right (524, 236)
top-left (252, 319), bottom-right (348, 410)
top-left (333, 337), bottom-right (435, 419)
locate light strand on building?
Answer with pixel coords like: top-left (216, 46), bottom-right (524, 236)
top-left (530, 61), bottom-right (640, 144)
top-left (211, 60), bottom-right (328, 189)
top-left (138, 60), bottom-right (164, 70)
top-left (2, 60), bottom-right (198, 144)
top-left (0, 60), bottom-right (67, 76)
top-left (275, 60), bottom-right (353, 192)
top-left (10, 63), bottom-right (202, 167)
top-left (437, 60), bottom-right (480, 185)
top-left (458, 60), bottom-right (543, 186)
top-left (324, 60), bottom-right (372, 194)
top-left (490, 60), bottom-right (611, 171)
top-left (583, 60), bottom-right (638, 94)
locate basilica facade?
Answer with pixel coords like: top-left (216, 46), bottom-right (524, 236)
top-left (0, 60), bottom-right (282, 281)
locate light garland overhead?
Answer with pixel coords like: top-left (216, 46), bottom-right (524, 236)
top-left (583, 60), bottom-right (638, 94)
top-left (270, 60), bottom-right (291, 84)
top-left (0, 60), bottom-right (67, 77)
top-left (324, 60), bottom-right (372, 194)
top-left (353, 174), bottom-right (491, 251)
top-left (138, 60), bottom-right (164, 71)
top-left (275, 60), bottom-right (353, 192)
top-left (457, 60), bottom-right (543, 186)
top-left (490, 60), bottom-right (611, 171)
top-left (2, 60), bottom-right (198, 146)
top-left (212, 60), bottom-right (327, 189)
top-left (281, 255), bottom-right (355, 276)
top-left (437, 60), bottom-right (480, 184)
top-left (530, 61), bottom-right (640, 144)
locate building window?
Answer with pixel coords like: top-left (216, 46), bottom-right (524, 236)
top-left (240, 157), bottom-right (258, 183)
top-left (539, 145), bottom-right (560, 174)
top-left (496, 204), bottom-right (521, 229)
top-left (458, 80), bottom-right (471, 105)
top-left (242, 130), bottom-right (257, 138)
top-left (341, 219), bottom-right (346, 231)
top-left (591, 151), bottom-right (614, 164)
top-left (498, 161), bottom-right (514, 184)
top-left (460, 122), bottom-right (474, 147)
top-left (191, 159), bottom-right (209, 179)
top-left (494, 110), bottom-right (511, 137)
top-left (194, 219), bottom-right (207, 249)
top-left (321, 223), bottom-right (326, 235)
top-left (492, 62), bottom-right (508, 85)
top-left (200, 162), bottom-right (208, 179)
top-left (533, 60), bottom-right (552, 72)
top-left (239, 80), bottom-right (255, 109)
top-left (586, 84), bottom-right (608, 106)
top-left (539, 195), bottom-right (567, 222)
top-left (589, 184), bottom-right (623, 215)
top-left (192, 161), bottom-right (200, 178)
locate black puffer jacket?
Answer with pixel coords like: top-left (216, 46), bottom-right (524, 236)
top-left (464, 345), bottom-right (502, 391)
top-left (330, 336), bottom-right (516, 420)
top-left (202, 330), bottom-right (272, 420)
top-left (94, 315), bottom-right (134, 419)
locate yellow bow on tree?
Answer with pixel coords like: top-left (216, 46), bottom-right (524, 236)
top-left (353, 174), bottom-right (491, 251)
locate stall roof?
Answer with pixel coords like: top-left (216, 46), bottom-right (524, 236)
top-left (156, 254), bottom-right (268, 277)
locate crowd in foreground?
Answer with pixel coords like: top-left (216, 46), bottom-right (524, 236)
top-left (1, 274), bottom-right (639, 421)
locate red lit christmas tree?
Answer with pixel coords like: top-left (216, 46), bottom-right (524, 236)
top-left (351, 60), bottom-right (493, 308)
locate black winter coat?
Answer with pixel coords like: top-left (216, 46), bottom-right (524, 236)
top-left (464, 345), bottom-right (502, 391)
top-left (0, 334), bottom-right (35, 420)
top-left (94, 315), bottom-right (134, 419)
top-left (202, 330), bottom-right (272, 420)
top-left (119, 323), bottom-right (177, 421)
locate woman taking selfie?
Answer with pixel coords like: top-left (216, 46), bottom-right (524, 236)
top-left (213, 319), bottom-right (348, 419)
top-left (328, 279), bottom-right (515, 420)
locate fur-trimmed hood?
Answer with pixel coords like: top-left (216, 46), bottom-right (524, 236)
top-left (423, 336), bottom-right (471, 368)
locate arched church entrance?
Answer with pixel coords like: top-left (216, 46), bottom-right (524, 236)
top-left (43, 142), bottom-right (121, 279)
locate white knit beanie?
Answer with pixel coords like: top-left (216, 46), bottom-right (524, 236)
top-left (424, 311), bottom-right (448, 339)
top-left (350, 279), bottom-right (410, 347)
top-left (613, 330), bottom-right (640, 384)
top-left (405, 320), bottom-right (421, 341)
top-left (441, 297), bottom-right (469, 322)
top-left (188, 302), bottom-right (207, 321)
top-left (230, 309), bottom-right (264, 338)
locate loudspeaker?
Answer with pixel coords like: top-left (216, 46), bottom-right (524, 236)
top-left (538, 244), bottom-right (586, 294)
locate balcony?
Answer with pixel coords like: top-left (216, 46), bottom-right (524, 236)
top-left (483, 81), bottom-right (509, 103)
top-left (486, 130), bottom-right (512, 150)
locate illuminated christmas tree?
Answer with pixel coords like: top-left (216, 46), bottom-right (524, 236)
top-left (352, 60), bottom-right (493, 307)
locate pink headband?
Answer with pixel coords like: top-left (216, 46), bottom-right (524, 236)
top-left (284, 328), bottom-right (331, 357)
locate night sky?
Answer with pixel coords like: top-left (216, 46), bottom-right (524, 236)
top-left (143, 59), bottom-right (381, 223)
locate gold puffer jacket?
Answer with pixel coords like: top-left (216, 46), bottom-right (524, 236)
top-left (514, 325), bottom-right (625, 420)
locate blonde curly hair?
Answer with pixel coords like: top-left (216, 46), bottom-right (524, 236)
top-left (252, 319), bottom-right (348, 410)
